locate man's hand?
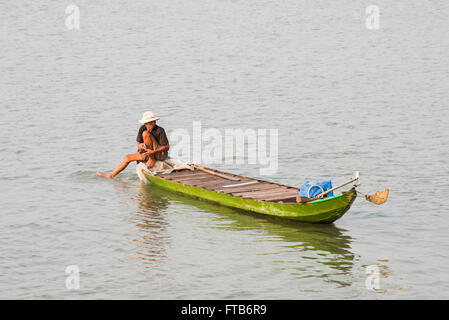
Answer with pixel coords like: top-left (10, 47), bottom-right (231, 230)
top-left (144, 149), bottom-right (156, 156)
top-left (137, 143), bottom-right (146, 152)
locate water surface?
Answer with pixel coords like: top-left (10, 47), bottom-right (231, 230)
top-left (1, 0), bottom-right (449, 299)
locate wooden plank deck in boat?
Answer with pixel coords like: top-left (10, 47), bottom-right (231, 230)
top-left (158, 168), bottom-right (299, 203)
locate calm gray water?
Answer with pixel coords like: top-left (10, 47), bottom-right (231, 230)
top-left (1, 0), bottom-right (449, 299)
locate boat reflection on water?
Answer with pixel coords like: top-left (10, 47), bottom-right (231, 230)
top-left (112, 178), bottom-right (356, 288)
top-left (141, 182), bottom-right (355, 285)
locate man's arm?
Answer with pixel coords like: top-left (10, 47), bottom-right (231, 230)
top-left (136, 125), bottom-right (146, 150)
top-left (147, 127), bottom-right (170, 155)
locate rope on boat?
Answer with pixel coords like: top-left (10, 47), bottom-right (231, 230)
top-left (355, 186), bottom-right (366, 196)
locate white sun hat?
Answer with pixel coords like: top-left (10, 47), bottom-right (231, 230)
top-left (138, 111), bottom-right (160, 124)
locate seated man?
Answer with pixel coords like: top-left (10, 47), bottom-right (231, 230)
top-left (97, 111), bottom-right (170, 178)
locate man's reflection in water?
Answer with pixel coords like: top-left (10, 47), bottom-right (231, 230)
top-left (131, 183), bottom-right (170, 271)
top-left (113, 179), bottom-right (170, 271)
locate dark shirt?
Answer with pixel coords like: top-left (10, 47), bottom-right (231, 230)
top-left (136, 124), bottom-right (169, 146)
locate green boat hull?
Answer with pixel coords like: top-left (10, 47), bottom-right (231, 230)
top-left (142, 171), bottom-right (357, 224)
top-left (143, 172), bottom-right (357, 223)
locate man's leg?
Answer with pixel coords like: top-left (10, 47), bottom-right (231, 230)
top-left (96, 152), bottom-right (144, 178)
top-left (143, 131), bottom-right (157, 169)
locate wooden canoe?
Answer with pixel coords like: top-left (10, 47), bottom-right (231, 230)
top-left (137, 165), bottom-right (357, 224)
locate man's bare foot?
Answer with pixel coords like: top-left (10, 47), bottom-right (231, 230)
top-left (96, 172), bottom-right (114, 178)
